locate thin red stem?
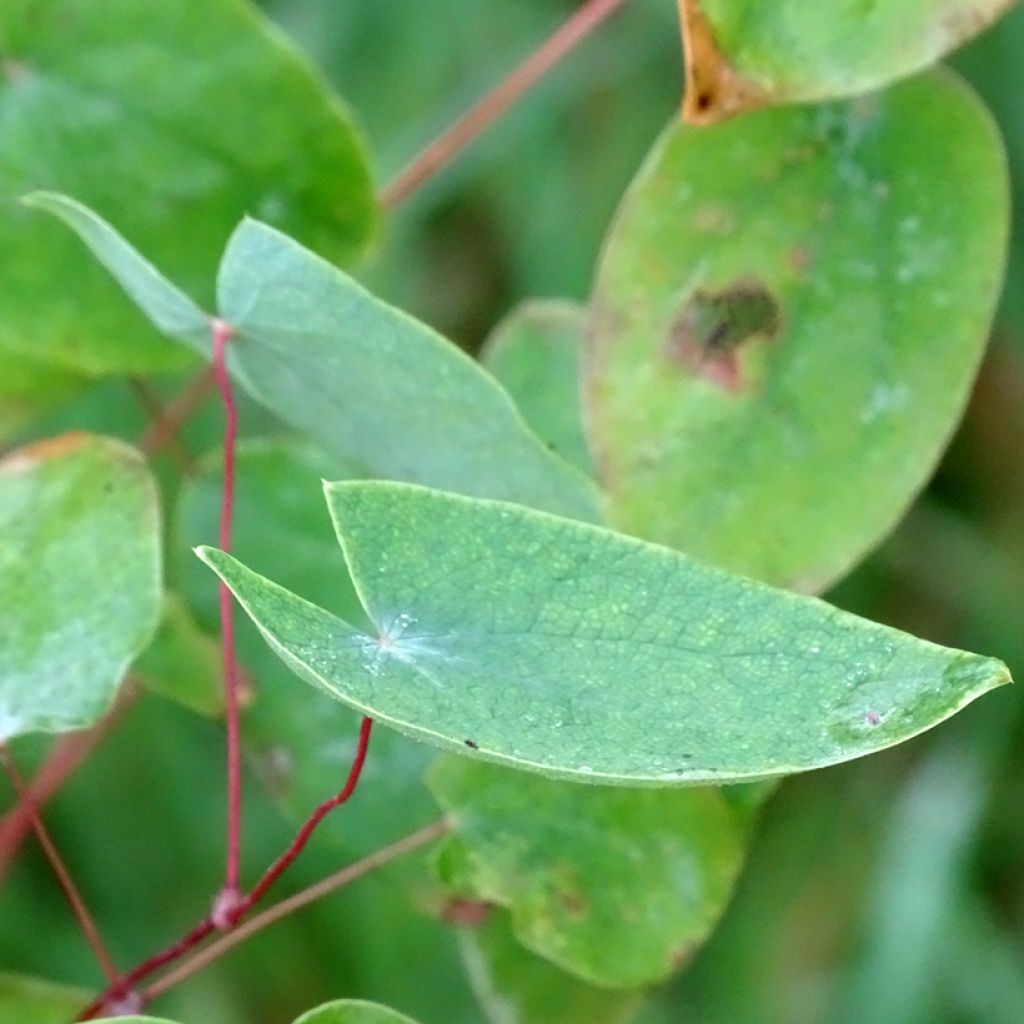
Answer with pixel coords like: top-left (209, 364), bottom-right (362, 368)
top-left (211, 318), bottom-right (243, 896)
top-left (77, 716), bottom-right (374, 1017)
top-left (141, 820), bottom-right (449, 1005)
top-left (127, 377), bottom-right (196, 473)
top-left (137, 368), bottom-right (216, 459)
top-left (1, 752), bottom-right (119, 985)
top-left (76, 918), bottom-right (216, 1021)
top-left (241, 716), bottom-right (373, 913)
top-left (380, 0), bottom-right (627, 207)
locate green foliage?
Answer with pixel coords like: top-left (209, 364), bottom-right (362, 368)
top-left (92, 1000), bottom-right (423, 1024)
top-left (2, 1), bottom-right (1021, 1021)
top-left (293, 1001), bottom-right (422, 1024)
top-left (133, 593), bottom-right (226, 718)
top-left (175, 440), bottom-right (437, 863)
top-left (682, 0), bottom-right (1017, 119)
top-left (199, 481), bottom-right (1008, 783)
top-left (430, 757), bottom-right (749, 987)
top-left (0, 972), bottom-right (89, 1023)
top-left (0, 0), bottom-right (376, 376)
top-left (457, 911), bottom-right (646, 1024)
top-left (481, 301), bottom-right (595, 476)
top-left (588, 70), bottom-right (1008, 590)
top-left (0, 433), bottom-right (160, 740)
top-left (35, 196), bottom-right (599, 521)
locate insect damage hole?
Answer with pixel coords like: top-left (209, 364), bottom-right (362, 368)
top-left (665, 280), bottom-right (781, 391)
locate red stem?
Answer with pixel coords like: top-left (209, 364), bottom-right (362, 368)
top-left (77, 716), bottom-right (374, 1019)
top-left (37, 3), bottom-right (628, 1010)
top-left (241, 716), bottom-right (373, 913)
top-left (127, 378), bottom-right (196, 473)
top-left (137, 368), bottom-right (217, 459)
top-left (1, 753), bottom-right (119, 985)
top-left (380, 0), bottom-right (627, 207)
top-left (211, 318), bottom-right (243, 897)
top-left (76, 918), bottom-right (216, 1021)
top-left (141, 819), bottom-right (448, 1004)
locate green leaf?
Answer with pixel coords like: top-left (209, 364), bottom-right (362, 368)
top-left (175, 439), bottom-right (436, 861)
top-left (37, 197), bottom-right (599, 521)
top-left (0, 972), bottom-right (90, 1024)
top-left (678, 0), bottom-right (1018, 122)
top-left (0, 348), bottom-right (86, 443)
top-left (481, 300), bottom-right (595, 476)
top-left (92, 1008), bottom-right (423, 1024)
top-left (292, 1002), bottom-right (422, 1024)
top-left (214, 220), bottom-right (598, 518)
top-left (23, 193), bottom-right (210, 353)
top-left (197, 480), bottom-right (1009, 784)
top-left (133, 592), bottom-right (225, 717)
top-left (431, 758), bottom-right (748, 987)
top-left (587, 70), bottom-right (1008, 591)
top-left (458, 910), bottom-right (647, 1024)
top-left (92, 1019), bottom-right (176, 1024)
top-left (0, 433), bottom-right (161, 741)
top-left (1, 0), bottom-right (376, 375)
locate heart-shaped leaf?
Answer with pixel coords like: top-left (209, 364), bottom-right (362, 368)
top-left (198, 481), bottom-right (1009, 785)
top-left (1, 0), bottom-right (376, 375)
top-left (587, 70), bottom-right (1008, 591)
top-left (174, 439), bottom-right (437, 862)
top-left (34, 195), bottom-right (598, 522)
top-left (0, 433), bottom-right (161, 741)
top-left (678, 0), bottom-right (1017, 122)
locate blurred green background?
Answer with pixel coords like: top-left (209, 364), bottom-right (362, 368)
top-left (2, 1), bottom-right (1023, 1022)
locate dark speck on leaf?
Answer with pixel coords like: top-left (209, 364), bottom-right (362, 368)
top-left (463, 739), bottom-right (479, 749)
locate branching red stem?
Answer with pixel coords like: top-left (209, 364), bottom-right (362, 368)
top-left (141, 819), bottom-right (449, 1004)
top-left (41, 4), bottom-right (626, 1013)
top-left (76, 917), bottom-right (216, 1021)
top-left (137, 367), bottom-right (216, 459)
top-left (77, 716), bottom-right (374, 1017)
top-left (241, 716), bottom-right (373, 913)
top-left (127, 377), bottom-right (196, 473)
top-left (211, 318), bottom-right (243, 896)
top-left (1, 752), bottom-right (119, 985)
top-left (380, 0), bottom-right (627, 207)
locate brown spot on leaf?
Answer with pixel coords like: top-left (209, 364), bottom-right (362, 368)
top-left (677, 1), bottom-right (770, 125)
top-left (665, 280), bottom-right (781, 391)
top-left (670, 942), bottom-right (697, 971)
top-left (692, 204), bottom-right (736, 233)
top-left (559, 889), bottom-right (589, 918)
top-left (442, 898), bottom-right (493, 927)
top-left (787, 247), bottom-right (810, 274)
